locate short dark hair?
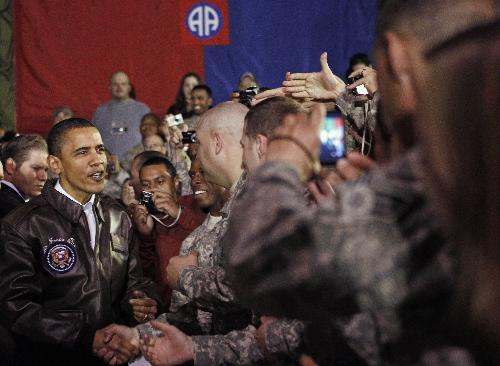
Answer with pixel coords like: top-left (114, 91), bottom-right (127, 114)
top-left (46, 118), bottom-right (95, 157)
top-left (349, 53), bottom-right (371, 68)
top-left (244, 97), bottom-right (305, 139)
top-left (192, 84), bottom-right (212, 98)
top-left (376, 0), bottom-right (494, 50)
top-left (141, 113), bottom-right (160, 126)
top-left (132, 150), bottom-right (166, 172)
top-left (140, 156), bottom-right (177, 178)
top-left (1, 134), bottom-right (47, 167)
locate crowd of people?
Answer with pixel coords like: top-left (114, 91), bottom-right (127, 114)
top-left (0, 0), bottom-right (499, 365)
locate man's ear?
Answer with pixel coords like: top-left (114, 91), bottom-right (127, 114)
top-left (256, 134), bottom-right (268, 159)
top-left (384, 31), bottom-right (417, 112)
top-left (48, 155), bottom-right (62, 176)
top-left (173, 176), bottom-right (180, 196)
top-left (208, 97), bottom-right (213, 107)
top-left (5, 158), bottom-right (16, 176)
top-left (214, 132), bottom-right (223, 155)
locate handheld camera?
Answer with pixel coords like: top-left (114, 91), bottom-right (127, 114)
top-left (166, 113), bottom-right (184, 127)
top-left (139, 191), bottom-right (158, 215)
top-left (181, 131), bottom-right (197, 144)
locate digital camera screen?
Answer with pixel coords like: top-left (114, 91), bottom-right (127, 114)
top-left (319, 112), bottom-right (345, 165)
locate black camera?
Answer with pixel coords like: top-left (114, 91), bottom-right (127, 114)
top-left (139, 191), bottom-right (158, 215)
top-left (347, 74), bottom-right (369, 96)
top-left (182, 131), bottom-right (197, 144)
top-left (239, 87), bottom-right (259, 108)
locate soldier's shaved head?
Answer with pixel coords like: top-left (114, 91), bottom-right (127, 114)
top-left (196, 102), bottom-right (248, 188)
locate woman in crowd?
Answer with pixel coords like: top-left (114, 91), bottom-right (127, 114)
top-left (167, 72), bottom-right (201, 118)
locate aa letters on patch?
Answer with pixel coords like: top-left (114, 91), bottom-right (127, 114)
top-left (46, 241), bottom-right (77, 273)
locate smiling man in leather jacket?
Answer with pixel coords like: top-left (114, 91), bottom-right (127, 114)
top-left (0, 118), bottom-right (160, 365)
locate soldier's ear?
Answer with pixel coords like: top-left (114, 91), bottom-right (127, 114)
top-left (255, 134), bottom-right (268, 159)
top-left (5, 158), bottom-right (16, 176)
top-left (214, 132), bottom-right (223, 155)
top-left (48, 155), bottom-right (62, 176)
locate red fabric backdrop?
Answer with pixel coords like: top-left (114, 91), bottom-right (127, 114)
top-left (14, 1), bottom-right (204, 135)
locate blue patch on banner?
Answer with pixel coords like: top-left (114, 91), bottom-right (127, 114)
top-left (46, 241), bottom-right (77, 273)
top-left (186, 3), bottom-right (223, 39)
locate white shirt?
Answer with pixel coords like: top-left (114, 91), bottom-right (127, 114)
top-left (1, 179), bottom-right (29, 202)
top-left (55, 181), bottom-right (97, 250)
top-left (205, 214), bottom-right (222, 230)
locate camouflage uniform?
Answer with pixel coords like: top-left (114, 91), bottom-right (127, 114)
top-left (169, 213), bottom-right (223, 333)
top-left (336, 91), bottom-right (378, 155)
top-left (176, 173), bottom-right (251, 333)
top-left (225, 149), bottom-right (472, 365)
top-left (137, 315), bottom-right (305, 365)
top-left (166, 142), bottom-right (193, 196)
top-left (137, 172), bottom-right (309, 364)
top-left (120, 143), bottom-right (143, 172)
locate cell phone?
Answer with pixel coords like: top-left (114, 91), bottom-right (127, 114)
top-left (181, 131), bottom-right (197, 144)
top-left (319, 112), bottom-right (346, 166)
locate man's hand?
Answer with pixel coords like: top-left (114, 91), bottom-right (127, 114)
top-left (108, 154), bottom-right (121, 174)
top-left (152, 190), bottom-right (180, 218)
top-left (335, 152), bottom-right (376, 181)
top-left (255, 316), bottom-right (276, 355)
top-left (132, 204), bottom-right (154, 236)
top-left (121, 182), bottom-right (138, 207)
top-left (129, 290), bottom-right (158, 323)
top-left (266, 103), bottom-right (325, 180)
top-left (346, 66), bottom-right (378, 98)
top-left (307, 152), bottom-right (376, 205)
top-left (140, 321), bottom-right (194, 366)
top-left (93, 327), bottom-right (139, 365)
top-left (94, 324), bottom-right (140, 365)
top-left (166, 252), bottom-right (199, 290)
top-left (169, 125), bottom-right (188, 148)
top-left (283, 52), bottom-right (346, 101)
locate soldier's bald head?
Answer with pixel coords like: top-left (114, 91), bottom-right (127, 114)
top-left (197, 101), bottom-right (248, 140)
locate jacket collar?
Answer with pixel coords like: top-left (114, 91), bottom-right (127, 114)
top-left (42, 179), bottom-right (103, 224)
top-left (0, 181), bottom-right (26, 202)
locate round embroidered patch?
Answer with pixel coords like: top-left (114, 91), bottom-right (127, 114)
top-left (46, 242), bottom-right (76, 273)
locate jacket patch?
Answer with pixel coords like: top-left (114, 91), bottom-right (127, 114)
top-left (46, 241), bottom-right (77, 273)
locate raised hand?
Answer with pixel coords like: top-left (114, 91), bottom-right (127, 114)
top-left (132, 204), bottom-right (154, 236)
top-left (152, 190), bottom-right (180, 218)
top-left (266, 103), bottom-right (325, 180)
top-left (140, 321), bottom-right (194, 366)
top-left (283, 52), bottom-right (346, 101)
top-left (347, 66), bottom-right (378, 97)
top-left (129, 290), bottom-right (158, 323)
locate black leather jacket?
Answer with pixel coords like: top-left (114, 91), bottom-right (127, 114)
top-left (0, 181), bottom-right (159, 355)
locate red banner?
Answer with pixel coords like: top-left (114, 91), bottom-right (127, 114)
top-left (14, 1), bottom-right (205, 135)
top-left (180, 0), bottom-right (230, 46)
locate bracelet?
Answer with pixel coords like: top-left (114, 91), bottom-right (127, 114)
top-left (268, 135), bottom-right (321, 178)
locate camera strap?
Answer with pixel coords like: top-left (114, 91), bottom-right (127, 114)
top-left (151, 206), bottom-right (182, 228)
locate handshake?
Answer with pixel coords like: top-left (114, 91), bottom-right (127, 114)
top-left (93, 320), bottom-right (194, 366)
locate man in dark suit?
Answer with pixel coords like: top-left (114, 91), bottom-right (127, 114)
top-left (0, 134), bottom-right (49, 219)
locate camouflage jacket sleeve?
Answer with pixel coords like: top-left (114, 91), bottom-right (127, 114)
top-left (192, 325), bottom-right (266, 366)
top-left (177, 265), bottom-right (241, 314)
top-left (265, 318), bottom-right (305, 355)
top-left (225, 153), bottom-right (432, 321)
